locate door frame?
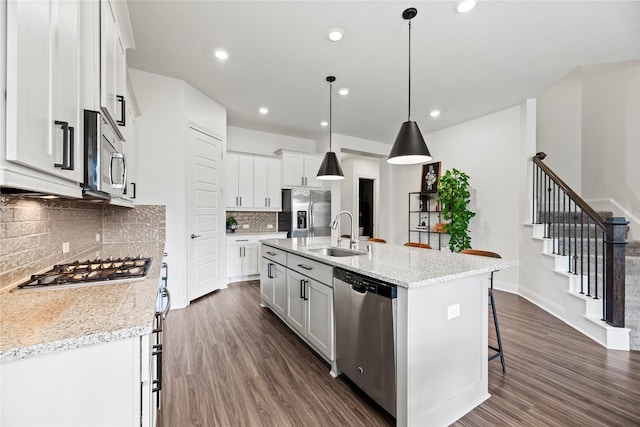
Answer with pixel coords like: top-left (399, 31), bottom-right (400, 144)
top-left (356, 175), bottom-right (379, 239)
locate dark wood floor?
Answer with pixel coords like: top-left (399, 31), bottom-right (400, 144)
top-left (158, 280), bottom-right (640, 427)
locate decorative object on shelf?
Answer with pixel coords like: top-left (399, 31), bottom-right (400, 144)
top-left (387, 7), bottom-right (432, 165)
top-left (317, 76), bottom-right (344, 180)
top-left (420, 161), bottom-right (441, 193)
top-left (436, 168), bottom-right (476, 252)
top-left (226, 216), bottom-right (238, 233)
top-left (433, 222), bottom-right (448, 233)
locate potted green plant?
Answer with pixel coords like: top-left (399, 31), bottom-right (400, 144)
top-left (436, 168), bottom-right (476, 252)
top-left (226, 216), bottom-right (238, 233)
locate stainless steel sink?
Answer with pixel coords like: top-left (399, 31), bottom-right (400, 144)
top-left (307, 246), bottom-right (367, 257)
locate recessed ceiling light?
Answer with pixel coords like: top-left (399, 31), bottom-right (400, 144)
top-left (338, 88), bottom-right (349, 96)
top-left (321, 121), bottom-right (328, 127)
top-left (430, 110), bottom-right (441, 118)
top-left (214, 49), bottom-right (229, 60)
top-left (456, 0), bottom-right (477, 14)
top-left (259, 107), bottom-right (269, 114)
top-left (327, 28), bottom-right (344, 42)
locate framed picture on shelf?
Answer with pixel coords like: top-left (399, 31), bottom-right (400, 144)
top-left (421, 161), bottom-right (441, 193)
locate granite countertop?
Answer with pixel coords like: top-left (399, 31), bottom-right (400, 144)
top-left (0, 242), bottom-right (164, 363)
top-left (261, 237), bottom-right (518, 288)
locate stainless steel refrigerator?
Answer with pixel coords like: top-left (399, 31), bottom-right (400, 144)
top-left (278, 188), bottom-right (331, 238)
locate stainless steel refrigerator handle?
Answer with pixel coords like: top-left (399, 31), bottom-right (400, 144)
top-left (309, 200), bottom-right (314, 238)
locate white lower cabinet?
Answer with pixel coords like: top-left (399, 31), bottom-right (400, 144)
top-left (0, 335), bottom-right (154, 427)
top-left (226, 235), bottom-right (259, 281)
top-left (285, 269), bottom-right (334, 360)
top-left (259, 245), bottom-right (334, 362)
top-left (260, 258), bottom-right (287, 318)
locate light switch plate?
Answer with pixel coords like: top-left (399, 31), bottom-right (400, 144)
top-left (267, 224), bottom-right (273, 229)
top-left (62, 242), bottom-right (70, 254)
top-left (242, 224), bottom-right (249, 229)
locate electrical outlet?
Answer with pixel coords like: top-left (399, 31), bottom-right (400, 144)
top-left (267, 224), bottom-right (274, 229)
top-left (242, 224), bottom-right (249, 229)
top-left (96, 233), bottom-right (101, 242)
top-left (62, 242), bottom-right (70, 254)
top-left (447, 303), bottom-right (460, 320)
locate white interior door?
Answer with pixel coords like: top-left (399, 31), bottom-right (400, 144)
top-left (187, 125), bottom-right (223, 301)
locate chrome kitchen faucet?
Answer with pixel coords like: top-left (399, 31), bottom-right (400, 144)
top-left (331, 210), bottom-right (358, 250)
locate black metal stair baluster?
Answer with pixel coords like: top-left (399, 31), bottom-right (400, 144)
top-left (601, 228), bottom-right (606, 320)
top-left (567, 198), bottom-right (573, 272)
top-left (579, 206), bottom-right (584, 292)
top-left (587, 216), bottom-right (592, 297)
top-left (562, 192), bottom-right (567, 257)
top-left (552, 182), bottom-right (557, 254)
top-left (593, 225), bottom-right (599, 300)
top-left (573, 206), bottom-right (584, 274)
top-left (547, 175), bottom-right (552, 239)
top-left (556, 182), bottom-right (561, 255)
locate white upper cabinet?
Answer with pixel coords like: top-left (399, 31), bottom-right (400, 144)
top-left (121, 74), bottom-right (140, 202)
top-left (100, 0), bottom-right (127, 135)
top-left (4, 0), bottom-right (83, 191)
top-left (226, 153), bottom-right (254, 209)
top-left (279, 150), bottom-right (325, 189)
top-left (253, 156), bottom-right (282, 210)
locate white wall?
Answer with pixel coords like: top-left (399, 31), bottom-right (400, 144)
top-left (536, 69), bottom-right (583, 192)
top-left (227, 126), bottom-right (315, 155)
top-left (581, 61), bottom-right (640, 222)
top-left (130, 68), bottom-right (226, 309)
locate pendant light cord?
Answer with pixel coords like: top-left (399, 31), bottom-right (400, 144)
top-left (408, 19), bottom-right (412, 122)
top-left (329, 80), bottom-right (333, 152)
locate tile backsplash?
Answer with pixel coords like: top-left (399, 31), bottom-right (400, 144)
top-left (0, 194), bottom-right (165, 291)
top-left (227, 211), bottom-right (278, 233)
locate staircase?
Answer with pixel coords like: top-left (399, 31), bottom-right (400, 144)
top-left (528, 153), bottom-right (635, 351)
top-left (526, 212), bottom-right (639, 350)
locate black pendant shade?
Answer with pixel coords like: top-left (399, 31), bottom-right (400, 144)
top-left (387, 7), bottom-right (433, 165)
top-left (387, 121), bottom-right (431, 165)
top-left (317, 151), bottom-right (344, 180)
top-left (317, 75), bottom-right (345, 180)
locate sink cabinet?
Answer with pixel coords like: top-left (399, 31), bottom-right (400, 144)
top-left (260, 244), bottom-right (335, 362)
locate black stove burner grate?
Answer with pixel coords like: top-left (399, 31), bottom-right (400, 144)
top-left (18, 256), bottom-right (153, 289)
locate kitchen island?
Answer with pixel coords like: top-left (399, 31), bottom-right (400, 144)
top-left (260, 236), bottom-right (517, 427)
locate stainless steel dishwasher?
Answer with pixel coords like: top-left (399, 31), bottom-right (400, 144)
top-left (334, 267), bottom-right (397, 417)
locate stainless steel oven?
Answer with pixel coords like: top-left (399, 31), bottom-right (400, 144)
top-left (83, 110), bottom-right (127, 200)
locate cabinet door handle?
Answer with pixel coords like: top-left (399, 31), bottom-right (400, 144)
top-left (298, 264), bottom-right (313, 271)
top-left (268, 197), bottom-right (271, 207)
top-left (239, 196), bottom-right (242, 206)
top-left (162, 287), bottom-right (171, 319)
top-left (131, 182), bottom-right (136, 199)
top-left (268, 263), bottom-right (273, 279)
top-left (116, 95), bottom-right (126, 126)
top-left (303, 279), bottom-right (309, 301)
top-left (53, 120), bottom-right (74, 170)
top-left (191, 234), bottom-right (202, 239)
top-left (300, 279), bottom-right (305, 299)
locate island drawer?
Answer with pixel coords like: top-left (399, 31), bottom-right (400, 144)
top-left (287, 253), bottom-right (333, 286)
top-left (261, 245), bottom-right (287, 264)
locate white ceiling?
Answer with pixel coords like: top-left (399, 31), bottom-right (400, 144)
top-left (126, 1), bottom-right (640, 145)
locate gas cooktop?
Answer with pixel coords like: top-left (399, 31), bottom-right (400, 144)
top-left (17, 256), bottom-right (153, 290)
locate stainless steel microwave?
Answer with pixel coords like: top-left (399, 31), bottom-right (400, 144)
top-left (83, 110), bottom-right (127, 200)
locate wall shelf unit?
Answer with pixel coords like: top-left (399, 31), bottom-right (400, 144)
top-left (408, 192), bottom-right (449, 250)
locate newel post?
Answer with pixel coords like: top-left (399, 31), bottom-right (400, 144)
top-left (605, 217), bottom-right (629, 327)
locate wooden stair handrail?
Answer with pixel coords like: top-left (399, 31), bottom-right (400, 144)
top-left (533, 152), bottom-right (606, 229)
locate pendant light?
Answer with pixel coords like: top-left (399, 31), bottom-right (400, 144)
top-left (317, 75), bottom-right (345, 180)
top-left (387, 7), bottom-right (432, 165)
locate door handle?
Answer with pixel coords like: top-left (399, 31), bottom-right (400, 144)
top-left (191, 234), bottom-right (202, 239)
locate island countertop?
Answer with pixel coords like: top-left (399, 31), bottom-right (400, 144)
top-left (0, 242), bottom-right (164, 363)
top-left (261, 237), bottom-right (517, 288)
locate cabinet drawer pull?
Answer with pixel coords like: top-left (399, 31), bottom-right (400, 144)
top-left (266, 251), bottom-right (278, 256)
top-left (236, 239), bottom-right (249, 242)
top-left (298, 264), bottom-right (313, 271)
